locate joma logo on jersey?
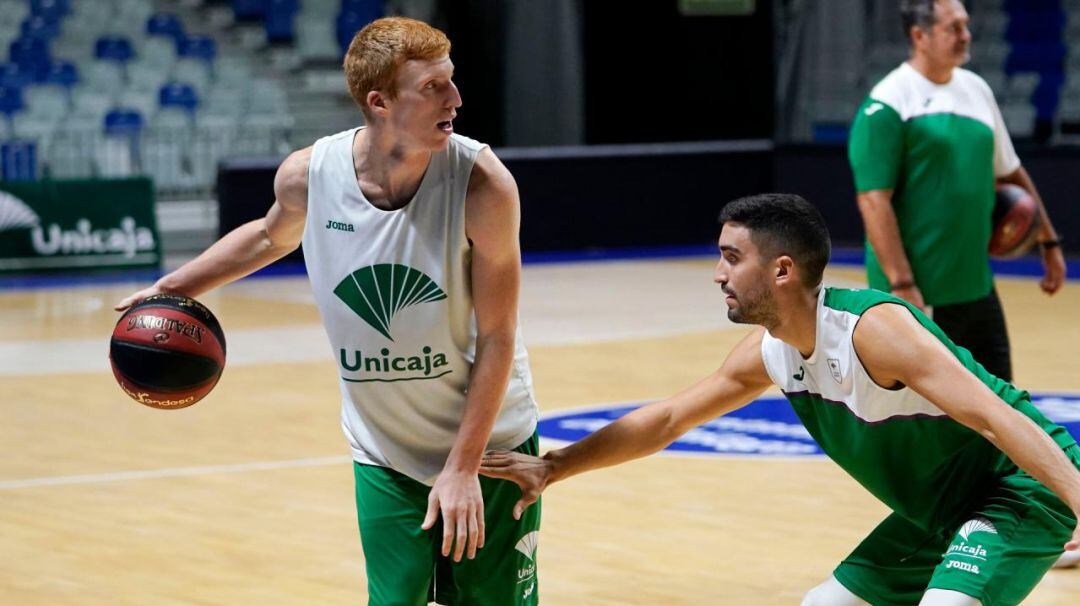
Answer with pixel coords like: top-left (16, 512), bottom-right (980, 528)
top-left (333, 264), bottom-right (447, 341)
top-left (325, 220), bottom-right (354, 232)
top-left (945, 560), bottom-right (981, 574)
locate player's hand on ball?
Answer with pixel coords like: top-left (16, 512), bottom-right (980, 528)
top-left (421, 470), bottom-right (485, 562)
top-left (114, 284), bottom-right (169, 312)
top-left (480, 450), bottom-right (551, 520)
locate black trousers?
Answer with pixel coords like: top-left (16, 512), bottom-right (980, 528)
top-left (932, 288), bottom-right (1013, 382)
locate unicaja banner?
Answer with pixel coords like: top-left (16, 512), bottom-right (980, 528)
top-left (0, 178), bottom-right (160, 273)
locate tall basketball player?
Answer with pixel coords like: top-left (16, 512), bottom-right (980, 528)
top-left (117, 17), bottom-right (540, 606)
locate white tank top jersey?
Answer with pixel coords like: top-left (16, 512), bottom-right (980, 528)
top-left (302, 127), bottom-right (538, 485)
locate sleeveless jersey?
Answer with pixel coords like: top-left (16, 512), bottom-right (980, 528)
top-left (302, 127), bottom-right (538, 485)
top-left (761, 287), bottom-right (1074, 531)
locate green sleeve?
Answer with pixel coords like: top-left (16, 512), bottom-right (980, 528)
top-left (848, 98), bottom-right (903, 193)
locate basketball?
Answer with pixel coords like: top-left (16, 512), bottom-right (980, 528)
top-left (109, 294), bottom-right (227, 410)
top-left (989, 184), bottom-right (1041, 259)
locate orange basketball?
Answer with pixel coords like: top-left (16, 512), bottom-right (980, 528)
top-left (109, 294), bottom-right (226, 409)
top-left (989, 184), bottom-right (1041, 259)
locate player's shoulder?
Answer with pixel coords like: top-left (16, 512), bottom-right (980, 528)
top-left (449, 132), bottom-right (487, 154)
top-left (274, 146), bottom-right (313, 204)
top-left (954, 67), bottom-right (996, 99)
top-left (863, 64), bottom-right (919, 120)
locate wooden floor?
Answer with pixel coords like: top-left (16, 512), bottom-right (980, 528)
top-left (1, 260), bottom-right (1077, 605)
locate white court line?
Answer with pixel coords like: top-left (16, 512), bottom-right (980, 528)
top-left (0, 455), bottom-right (352, 490)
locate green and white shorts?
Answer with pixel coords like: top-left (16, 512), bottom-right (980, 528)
top-left (834, 445), bottom-right (1080, 606)
top-left (353, 433), bottom-right (541, 606)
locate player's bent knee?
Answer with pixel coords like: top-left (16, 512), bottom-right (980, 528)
top-left (801, 576), bottom-right (869, 606)
top-left (918, 588), bottom-right (982, 606)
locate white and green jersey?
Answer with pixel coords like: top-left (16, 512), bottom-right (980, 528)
top-left (302, 127), bottom-right (538, 485)
top-left (848, 63), bottom-right (1021, 306)
top-left (761, 287), bottom-right (1074, 531)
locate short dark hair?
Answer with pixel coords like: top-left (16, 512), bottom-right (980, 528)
top-left (901, 0), bottom-right (939, 40)
top-left (718, 193), bottom-right (831, 288)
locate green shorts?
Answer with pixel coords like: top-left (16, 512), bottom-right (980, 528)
top-left (834, 445), bottom-right (1080, 606)
top-left (353, 433), bottom-right (541, 606)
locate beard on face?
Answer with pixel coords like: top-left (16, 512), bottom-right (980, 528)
top-left (726, 283), bottom-right (780, 328)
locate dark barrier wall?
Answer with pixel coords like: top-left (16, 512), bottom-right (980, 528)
top-left (774, 144), bottom-right (1080, 255)
top-left (218, 144), bottom-right (1079, 261)
top-left (217, 142), bottom-right (773, 261)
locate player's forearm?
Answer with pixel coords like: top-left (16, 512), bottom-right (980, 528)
top-left (980, 406), bottom-right (1080, 513)
top-left (997, 167), bottom-right (1059, 242)
top-left (545, 401), bottom-right (680, 485)
top-left (857, 191), bottom-right (915, 285)
top-left (445, 332), bottom-right (516, 474)
top-left (156, 219), bottom-right (298, 297)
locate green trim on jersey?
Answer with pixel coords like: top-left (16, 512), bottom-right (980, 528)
top-left (849, 99), bottom-right (995, 306)
top-left (783, 288), bottom-right (1075, 531)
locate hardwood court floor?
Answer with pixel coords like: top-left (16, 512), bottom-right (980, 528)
top-left (0, 260), bottom-right (1077, 605)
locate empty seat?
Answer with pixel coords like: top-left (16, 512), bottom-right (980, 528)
top-left (172, 58), bottom-right (212, 95)
top-left (95, 35), bottom-right (135, 63)
top-left (81, 60), bottom-right (125, 93)
top-left (297, 18), bottom-right (339, 62)
top-left (47, 117), bottom-right (98, 178)
top-left (178, 35), bottom-right (216, 62)
top-left (159, 82), bottom-right (199, 112)
top-left (23, 84), bottom-right (68, 118)
top-left (71, 88), bottom-right (113, 121)
top-left (1001, 103), bottom-right (1036, 138)
top-left (127, 60), bottom-right (171, 92)
top-left (137, 36), bottom-right (178, 70)
top-left (1005, 73), bottom-right (1040, 103)
top-left (0, 85), bottom-right (25, 116)
top-left (146, 13), bottom-right (185, 42)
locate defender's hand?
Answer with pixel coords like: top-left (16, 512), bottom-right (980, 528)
top-left (480, 450), bottom-right (551, 520)
top-left (421, 470), bottom-right (485, 562)
top-left (1040, 245), bottom-right (1066, 295)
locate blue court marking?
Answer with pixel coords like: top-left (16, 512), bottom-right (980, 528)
top-left (537, 393), bottom-right (1080, 458)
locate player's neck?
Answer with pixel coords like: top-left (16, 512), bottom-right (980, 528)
top-left (353, 126), bottom-right (433, 209)
top-left (768, 290), bottom-right (819, 359)
top-left (907, 55), bottom-right (953, 85)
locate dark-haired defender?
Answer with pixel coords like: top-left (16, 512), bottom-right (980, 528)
top-left (481, 194), bottom-right (1080, 606)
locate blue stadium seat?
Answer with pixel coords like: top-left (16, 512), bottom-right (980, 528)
top-left (95, 36), bottom-right (135, 63)
top-left (1006, 41), bottom-right (1066, 73)
top-left (20, 15), bottom-right (61, 41)
top-left (0, 139), bottom-right (38, 181)
top-left (178, 35), bottom-right (217, 62)
top-left (0, 85), bottom-right (25, 116)
top-left (44, 61), bottom-right (77, 88)
top-left (158, 82), bottom-right (198, 111)
top-left (232, 0), bottom-right (268, 22)
top-left (337, 2), bottom-right (383, 53)
top-left (8, 37), bottom-right (52, 82)
top-left (0, 63), bottom-right (33, 89)
top-left (29, 0), bottom-right (69, 20)
top-left (146, 13), bottom-right (185, 42)
top-left (104, 108), bottom-right (144, 136)
top-left (265, 0), bottom-right (300, 43)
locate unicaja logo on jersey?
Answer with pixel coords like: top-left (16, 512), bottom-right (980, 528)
top-left (957, 518), bottom-right (997, 541)
top-left (333, 264), bottom-right (447, 341)
top-left (515, 531), bottom-right (538, 600)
